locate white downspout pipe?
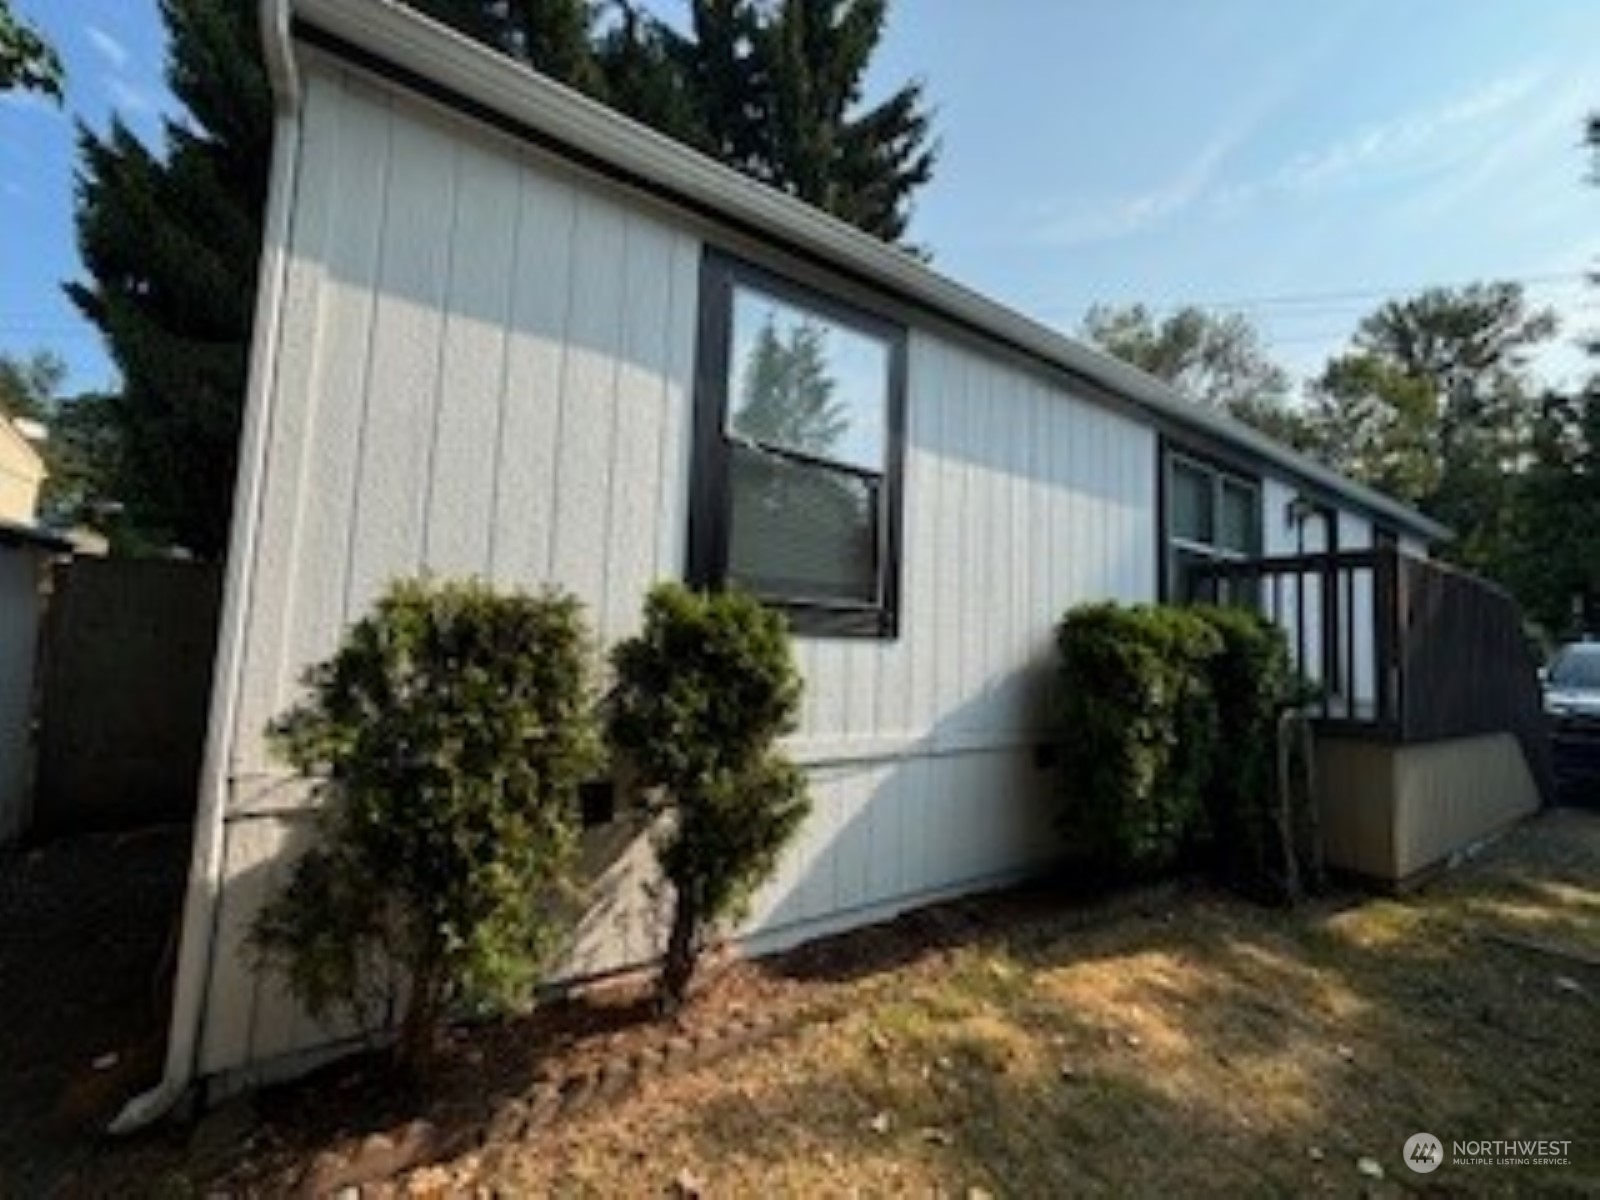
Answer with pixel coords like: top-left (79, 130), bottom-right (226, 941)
top-left (111, 0), bottom-right (303, 1134)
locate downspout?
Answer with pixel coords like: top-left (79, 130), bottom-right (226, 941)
top-left (111, 0), bottom-right (303, 1134)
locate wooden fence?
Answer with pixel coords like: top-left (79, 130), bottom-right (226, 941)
top-left (31, 558), bottom-right (222, 837)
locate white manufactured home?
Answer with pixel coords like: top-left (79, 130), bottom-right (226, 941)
top-left (126, 0), bottom-right (1549, 1122)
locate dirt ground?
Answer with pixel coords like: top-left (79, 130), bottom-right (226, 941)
top-left (14, 809), bottom-right (1600, 1197)
top-left (0, 825), bottom-right (190, 1197)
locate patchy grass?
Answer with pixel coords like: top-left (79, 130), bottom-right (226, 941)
top-left (476, 811), bottom-right (1600, 1198)
top-left (84, 810), bottom-right (1600, 1196)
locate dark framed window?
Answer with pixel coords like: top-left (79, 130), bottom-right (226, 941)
top-left (689, 251), bottom-right (907, 638)
top-left (1164, 450), bottom-right (1261, 603)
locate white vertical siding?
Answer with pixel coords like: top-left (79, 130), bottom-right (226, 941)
top-left (230, 73), bottom-right (701, 785)
top-left (201, 64), bottom-right (1156, 1076)
top-left (789, 335), bottom-right (1154, 755)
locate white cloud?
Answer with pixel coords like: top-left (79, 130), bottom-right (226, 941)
top-left (85, 25), bottom-right (130, 70)
top-left (1389, 74), bottom-right (1591, 228)
top-left (1029, 131), bottom-right (1243, 248)
top-left (1032, 70), bottom-right (1547, 247)
top-left (1268, 73), bottom-right (1539, 196)
top-left (105, 75), bottom-right (159, 115)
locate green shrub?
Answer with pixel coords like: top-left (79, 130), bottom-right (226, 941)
top-left (1055, 603), bottom-right (1221, 876)
top-left (249, 578), bottom-right (600, 1075)
top-left (1054, 601), bottom-right (1310, 897)
top-left (608, 583), bottom-right (809, 1012)
top-left (1189, 605), bottom-right (1298, 897)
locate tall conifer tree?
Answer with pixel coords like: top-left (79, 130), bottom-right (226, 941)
top-left (751, 0), bottom-right (934, 243)
top-left (68, 0), bottom-right (271, 556)
top-left (409, 0), bottom-right (604, 93)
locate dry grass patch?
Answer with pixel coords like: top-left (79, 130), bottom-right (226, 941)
top-left (70, 810), bottom-right (1600, 1197)
top-left (462, 811), bottom-right (1600, 1198)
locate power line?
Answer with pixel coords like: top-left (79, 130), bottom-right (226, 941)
top-left (1146, 271), bottom-right (1593, 315)
top-left (1238, 290), bottom-right (1599, 324)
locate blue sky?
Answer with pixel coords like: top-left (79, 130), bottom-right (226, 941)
top-left (3, 0), bottom-right (1597, 397)
top-left (1, 0), bottom-right (170, 394)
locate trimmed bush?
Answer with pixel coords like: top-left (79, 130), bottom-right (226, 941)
top-left (1055, 601), bottom-right (1306, 895)
top-left (249, 578), bottom-right (600, 1075)
top-left (608, 583), bottom-right (809, 1012)
top-left (1055, 603), bottom-right (1222, 876)
top-left (1189, 605), bottom-right (1299, 897)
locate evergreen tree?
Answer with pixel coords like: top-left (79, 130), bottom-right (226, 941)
top-left (1502, 387), bottom-right (1600, 635)
top-left (749, 0), bottom-right (935, 244)
top-left (67, 0), bottom-right (271, 556)
top-left (608, 583), bottom-right (808, 1012)
top-left (1498, 116), bottom-right (1600, 633)
top-left (733, 318), bottom-right (848, 455)
top-left (671, 0), bottom-right (765, 174)
top-left (408, 0), bottom-right (604, 94)
top-left (0, 0), bottom-right (61, 100)
top-left (471, 0), bottom-right (940, 246)
top-left (68, 0), bottom-right (933, 554)
top-left (1352, 284), bottom-right (1556, 471)
top-left (593, 1), bottom-right (702, 144)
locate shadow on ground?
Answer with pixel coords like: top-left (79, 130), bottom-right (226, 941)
top-left (0, 826), bottom-right (189, 1196)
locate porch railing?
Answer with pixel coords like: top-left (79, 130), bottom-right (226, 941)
top-left (1189, 547), bottom-right (1551, 798)
top-left (1189, 548), bottom-right (1400, 731)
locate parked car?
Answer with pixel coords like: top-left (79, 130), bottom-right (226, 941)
top-left (1544, 641), bottom-right (1600, 804)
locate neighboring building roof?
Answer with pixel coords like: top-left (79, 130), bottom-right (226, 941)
top-left (0, 518), bottom-right (72, 553)
top-left (270, 0), bottom-right (1449, 543)
top-left (0, 413), bottom-right (46, 481)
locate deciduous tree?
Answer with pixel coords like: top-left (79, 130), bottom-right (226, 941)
top-left (0, 349), bottom-right (63, 424)
top-left (1080, 303), bottom-right (1306, 442)
top-left (1303, 284), bottom-right (1557, 578)
top-left (1301, 353), bottom-right (1437, 505)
